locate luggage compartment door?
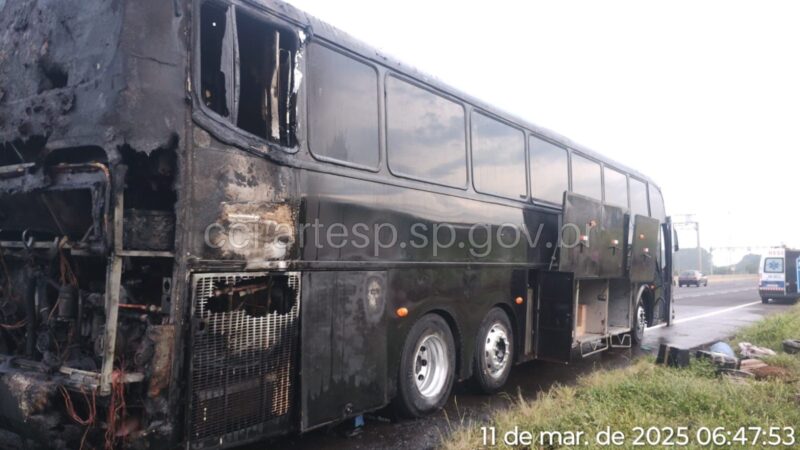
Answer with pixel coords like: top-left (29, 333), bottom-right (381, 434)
top-left (630, 215), bottom-right (660, 282)
top-left (535, 271), bottom-right (575, 363)
top-left (559, 193), bottom-right (603, 278)
top-left (598, 203), bottom-right (627, 278)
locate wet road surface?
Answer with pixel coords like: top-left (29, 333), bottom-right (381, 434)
top-left (259, 276), bottom-right (792, 450)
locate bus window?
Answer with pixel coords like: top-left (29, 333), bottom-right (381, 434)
top-left (386, 77), bottom-right (466, 186)
top-left (571, 154), bottom-right (601, 201)
top-left (630, 177), bottom-right (649, 216)
top-left (604, 167), bottom-right (628, 208)
top-left (308, 44), bottom-right (379, 169)
top-left (200, 3), bottom-right (299, 146)
top-left (649, 185), bottom-right (666, 221)
top-left (200, 2), bottom-right (231, 117)
top-left (236, 11), bottom-right (298, 145)
top-left (471, 112), bottom-right (526, 199)
top-left (529, 136), bottom-right (568, 204)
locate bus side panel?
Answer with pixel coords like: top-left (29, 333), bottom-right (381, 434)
top-left (383, 267), bottom-right (525, 393)
top-left (300, 271), bottom-right (389, 431)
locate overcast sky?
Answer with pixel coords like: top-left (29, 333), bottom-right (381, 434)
top-left (286, 0), bottom-right (800, 263)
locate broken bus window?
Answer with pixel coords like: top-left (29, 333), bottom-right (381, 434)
top-left (200, 1), bottom-right (298, 147)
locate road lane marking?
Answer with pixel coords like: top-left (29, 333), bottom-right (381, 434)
top-left (648, 300), bottom-right (762, 330)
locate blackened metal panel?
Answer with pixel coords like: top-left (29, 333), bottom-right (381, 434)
top-left (630, 215), bottom-right (660, 282)
top-left (535, 271), bottom-right (574, 363)
top-left (188, 272), bottom-right (300, 449)
top-left (559, 193), bottom-right (603, 278)
top-left (523, 208), bottom-right (560, 267)
top-left (598, 204), bottom-right (627, 278)
top-left (300, 271), bottom-right (388, 431)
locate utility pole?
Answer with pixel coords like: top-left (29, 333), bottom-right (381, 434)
top-left (696, 221), bottom-right (701, 272)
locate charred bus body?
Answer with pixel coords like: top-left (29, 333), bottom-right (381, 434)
top-left (0, 0), bottom-right (674, 448)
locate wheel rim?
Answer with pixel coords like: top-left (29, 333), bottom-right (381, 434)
top-left (484, 323), bottom-right (511, 380)
top-left (414, 333), bottom-right (449, 399)
top-left (636, 304), bottom-right (647, 336)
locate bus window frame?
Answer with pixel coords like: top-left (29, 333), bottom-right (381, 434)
top-left (629, 175), bottom-right (650, 217)
top-left (470, 109), bottom-right (529, 201)
top-left (602, 165), bottom-right (630, 210)
top-left (306, 41), bottom-right (382, 173)
top-left (385, 73), bottom-right (469, 190)
top-left (528, 132), bottom-right (570, 207)
top-left (648, 183), bottom-right (667, 221)
top-left (569, 151), bottom-right (604, 202)
top-left (192, 0), bottom-right (304, 155)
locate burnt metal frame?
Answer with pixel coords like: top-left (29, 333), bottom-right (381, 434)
top-left (0, 162), bottom-right (121, 392)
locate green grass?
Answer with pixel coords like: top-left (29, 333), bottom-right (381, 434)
top-left (733, 304), bottom-right (800, 352)
top-left (445, 305), bottom-right (800, 450)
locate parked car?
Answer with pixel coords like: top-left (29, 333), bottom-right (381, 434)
top-left (678, 270), bottom-right (708, 287)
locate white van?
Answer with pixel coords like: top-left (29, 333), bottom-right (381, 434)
top-left (759, 248), bottom-right (800, 304)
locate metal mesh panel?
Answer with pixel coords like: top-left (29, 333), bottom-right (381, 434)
top-left (189, 272), bottom-right (300, 446)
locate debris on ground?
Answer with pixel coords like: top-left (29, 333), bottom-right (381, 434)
top-left (783, 339), bottom-right (800, 354)
top-left (709, 342), bottom-right (736, 358)
top-left (718, 368), bottom-right (754, 383)
top-left (740, 359), bottom-right (769, 371)
top-left (738, 342), bottom-right (777, 359)
top-left (749, 366), bottom-right (794, 381)
top-left (656, 344), bottom-right (690, 367)
top-left (695, 350), bottom-right (739, 369)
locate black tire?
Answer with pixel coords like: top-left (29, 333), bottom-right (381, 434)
top-left (472, 308), bottom-right (513, 394)
top-left (783, 339), bottom-right (800, 354)
top-left (678, 283), bottom-right (683, 288)
top-left (631, 301), bottom-right (647, 345)
top-left (393, 314), bottom-right (456, 418)
top-left (761, 296), bottom-right (769, 304)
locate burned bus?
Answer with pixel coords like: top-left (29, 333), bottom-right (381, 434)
top-left (0, 0), bottom-right (675, 448)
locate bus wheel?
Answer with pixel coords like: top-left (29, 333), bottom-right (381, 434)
top-left (473, 308), bottom-right (513, 394)
top-left (761, 296), bottom-right (770, 304)
top-left (394, 314), bottom-right (456, 418)
top-left (632, 301), bottom-right (647, 345)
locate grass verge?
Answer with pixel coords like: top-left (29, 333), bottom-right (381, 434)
top-left (445, 305), bottom-right (800, 449)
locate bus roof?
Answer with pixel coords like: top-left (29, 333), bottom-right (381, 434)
top-left (247, 0), bottom-right (663, 190)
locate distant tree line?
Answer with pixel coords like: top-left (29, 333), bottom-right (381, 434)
top-left (673, 249), bottom-right (760, 275)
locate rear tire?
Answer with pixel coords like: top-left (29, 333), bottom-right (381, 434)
top-left (631, 301), bottom-right (647, 345)
top-left (472, 308), bottom-right (513, 394)
top-left (393, 314), bottom-right (456, 418)
top-left (761, 296), bottom-right (769, 304)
